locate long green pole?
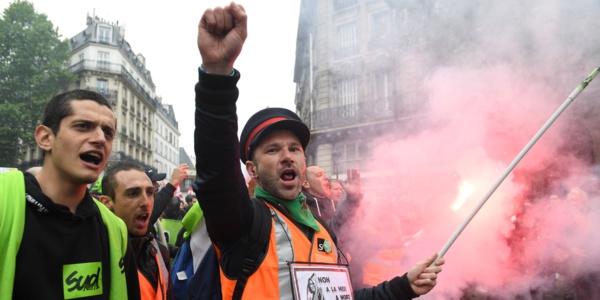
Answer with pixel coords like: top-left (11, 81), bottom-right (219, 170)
top-left (432, 66), bottom-right (600, 265)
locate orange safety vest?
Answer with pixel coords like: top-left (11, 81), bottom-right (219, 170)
top-left (362, 248), bottom-right (405, 287)
top-left (138, 239), bottom-right (169, 300)
top-left (219, 202), bottom-right (338, 299)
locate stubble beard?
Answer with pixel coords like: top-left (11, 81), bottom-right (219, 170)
top-left (257, 170), bottom-right (302, 200)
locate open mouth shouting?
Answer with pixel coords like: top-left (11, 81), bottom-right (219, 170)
top-left (280, 168), bottom-right (299, 188)
top-left (80, 151), bottom-right (103, 167)
top-left (136, 212), bottom-right (150, 227)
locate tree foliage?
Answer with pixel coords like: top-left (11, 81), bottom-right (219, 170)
top-left (0, 0), bottom-right (76, 167)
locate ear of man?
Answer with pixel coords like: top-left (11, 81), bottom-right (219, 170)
top-left (245, 161), bottom-right (257, 178)
top-left (34, 125), bottom-right (53, 152)
top-left (99, 195), bottom-right (114, 211)
top-left (302, 180), bottom-right (310, 189)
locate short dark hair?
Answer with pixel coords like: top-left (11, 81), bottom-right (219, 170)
top-left (42, 89), bottom-right (113, 134)
top-left (185, 194), bottom-right (197, 204)
top-left (101, 161), bottom-right (145, 200)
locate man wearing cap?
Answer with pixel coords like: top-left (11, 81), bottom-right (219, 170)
top-left (194, 3), bottom-right (444, 299)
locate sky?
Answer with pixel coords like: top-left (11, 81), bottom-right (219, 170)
top-left (0, 0), bottom-right (300, 158)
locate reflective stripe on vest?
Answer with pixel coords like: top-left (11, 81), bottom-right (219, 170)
top-left (138, 239), bottom-right (169, 300)
top-left (220, 202), bottom-right (338, 300)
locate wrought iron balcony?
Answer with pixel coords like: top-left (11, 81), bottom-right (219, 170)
top-left (120, 66), bottom-right (156, 107)
top-left (312, 99), bottom-right (395, 129)
top-left (83, 86), bottom-right (118, 100)
top-left (68, 60), bottom-right (158, 109)
top-left (311, 97), bottom-right (424, 130)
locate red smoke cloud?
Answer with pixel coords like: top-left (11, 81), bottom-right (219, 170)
top-left (341, 64), bottom-right (600, 298)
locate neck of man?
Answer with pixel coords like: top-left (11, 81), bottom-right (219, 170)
top-left (303, 189), bottom-right (327, 200)
top-left (36, 168), bottom-right (89, 213)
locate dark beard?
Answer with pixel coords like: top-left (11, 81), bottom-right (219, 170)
top-left (255, 162), bottom-right (301, 200)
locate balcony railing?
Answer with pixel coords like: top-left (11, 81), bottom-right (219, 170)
top-left (313, 97), bottom-right (418, 129)
top-left (69, 60), bottom-right (158, 109)
top-left (71, 59), bottom-right (121, 75)
top-left (120, 66), bottom-right (156, 107)
top-left (83, 86), bottom-right (118, 100)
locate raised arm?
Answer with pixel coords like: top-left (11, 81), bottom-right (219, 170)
top-left (193, 2), bottom-right (251, 243)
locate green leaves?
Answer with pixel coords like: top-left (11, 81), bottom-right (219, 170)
top-left (0, 0), bottom-right (76, 166)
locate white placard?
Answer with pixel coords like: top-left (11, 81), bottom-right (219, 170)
top-left (289, 263), bottom-right (354, 300)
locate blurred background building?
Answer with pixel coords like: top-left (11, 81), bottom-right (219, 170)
top-left (294, 0), bottom-right (430, 192)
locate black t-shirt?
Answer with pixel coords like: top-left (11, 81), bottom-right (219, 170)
top-left (13, 173), bottom-right (140, 299)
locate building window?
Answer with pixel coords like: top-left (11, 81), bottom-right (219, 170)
top-left (334, 21), bottom-right (358, 60)
top-left (369, 10), bottom-right (391, 50)
top-left (336, 77), bottom-right (359, 117)
top-left (333, 0), bottom-right (357, 11)
top-left (98, 25), bottom-right (112, 44)
top-left (369, 70), bottom-right (393, 116)
top-left (96, 79), bottom-right (108, 95)
top-left (97, 51), bottom-right (110, 71)
top-left (334, 142), bottom-right (371, 173)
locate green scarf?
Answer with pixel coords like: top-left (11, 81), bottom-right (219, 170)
top-left (254, 186), bottom-right (320, 232)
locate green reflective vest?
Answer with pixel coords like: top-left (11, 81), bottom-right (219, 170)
top-left (0, 170), bottom-right (129, 299)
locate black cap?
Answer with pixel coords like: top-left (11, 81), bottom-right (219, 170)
top-left (145, 169), bottom-right (166, 182)
top-left (239, 107), bottom-right (310, 163)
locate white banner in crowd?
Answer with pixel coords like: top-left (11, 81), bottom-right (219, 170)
top-left (289, 263), bottom-right (354, 300)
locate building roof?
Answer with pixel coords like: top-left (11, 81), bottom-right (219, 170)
top-left (179, 147), bottom-right (194, 167)
top-left (69, 15), bottom-right (156, 88)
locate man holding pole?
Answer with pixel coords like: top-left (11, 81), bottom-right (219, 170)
top-left (193, 2), bottom-right (444, 299)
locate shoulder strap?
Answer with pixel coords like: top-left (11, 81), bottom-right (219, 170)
top-left (0, 170), bottom-right (26, 299)
top-left (94, 199), bottom-right (129, 300)
top-left (231, 197), bottom-right (272, 300)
